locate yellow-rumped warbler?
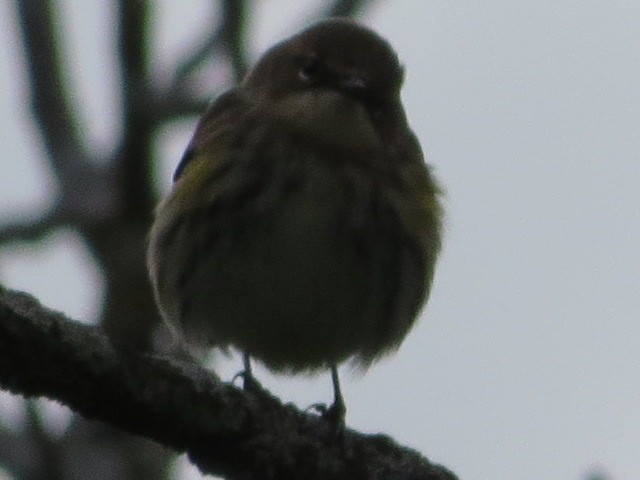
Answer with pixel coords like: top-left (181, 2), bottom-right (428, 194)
top-left (147, 18), bottom-right (443, 422)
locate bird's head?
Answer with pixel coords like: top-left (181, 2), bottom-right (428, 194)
top-left (242, 18), bottom-right (408, 148)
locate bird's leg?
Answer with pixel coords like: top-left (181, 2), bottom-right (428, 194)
top-left (233, 353), bottom-right (262, 391)
top-left (243, 353), bottom-right (252, 376)
top-left (305, 365), bottom-right (346, 428)
top-left (323, 365), bottom-right (346, 424)
top-left (242, 353), bottom-right (258, 390)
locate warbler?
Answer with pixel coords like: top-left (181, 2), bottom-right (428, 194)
top-left (147, 18), bottom-right (443, 421)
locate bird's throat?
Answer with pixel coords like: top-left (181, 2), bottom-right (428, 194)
top-left (271, 90), bottom-right (382, 150)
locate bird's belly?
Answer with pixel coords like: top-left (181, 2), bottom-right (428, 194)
top-left (182, 178), bottom-right (386, 372)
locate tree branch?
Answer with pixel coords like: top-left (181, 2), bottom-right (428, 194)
top-left (172, 5), bottom-right (225, 86)
top-left (11, 0), bottom-right (121, 238)
top-left (325, 0), bottom-right (377, 17)
top-left (114, 0), bottom-right (156, 220)
top-left (0, 287), bottom-right (458, 480)
top-left (168, 0), bottom-right (248, 93)
top-left (0, 212), bottom-right (63, 244)
top-left (13, 0), bottom-right (89, 171)
top-left (219, 0), bottom-right (249, 82)
top-left (154, 90), bottom-right (212, 122)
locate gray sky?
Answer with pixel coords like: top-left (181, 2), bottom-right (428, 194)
top-left (1, 1), bottom-right (639, 479)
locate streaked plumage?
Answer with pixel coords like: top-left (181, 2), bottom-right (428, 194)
top-left (148, 18), bottom-right (443, 416)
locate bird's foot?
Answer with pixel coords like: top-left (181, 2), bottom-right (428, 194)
top-left (308, 400), bottom-right (346, 428)
top-left (232, 369), bottom-right (264, 392)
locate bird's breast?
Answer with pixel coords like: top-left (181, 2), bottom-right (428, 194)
top-left (179, 153), bottom-right (403, 371)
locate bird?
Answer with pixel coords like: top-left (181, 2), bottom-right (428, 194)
top-left (147, 17), bottom-right (443, 423)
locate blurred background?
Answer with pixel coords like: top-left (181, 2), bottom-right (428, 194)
top-left (1, 1), bottom-right (639, 479)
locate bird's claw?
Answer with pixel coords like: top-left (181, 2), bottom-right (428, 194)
top-left (308, 401), bottom-right (346, 427)
top-left (232, 370), bottom-right (262, 392)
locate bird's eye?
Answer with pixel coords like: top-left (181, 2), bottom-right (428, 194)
top-left (298, 57), bottom-right (321, 81)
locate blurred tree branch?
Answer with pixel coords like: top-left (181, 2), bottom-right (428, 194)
top-left (14, 0), bottom-right (120, 234)
top-left (15, 0), bottom-right (90, 171)
top-left (326, 0), bottom-right (374, 17)
top-left (0, 287), bottom-right (458, 480)
top-left (0, 213), bottom-right (64, 244)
